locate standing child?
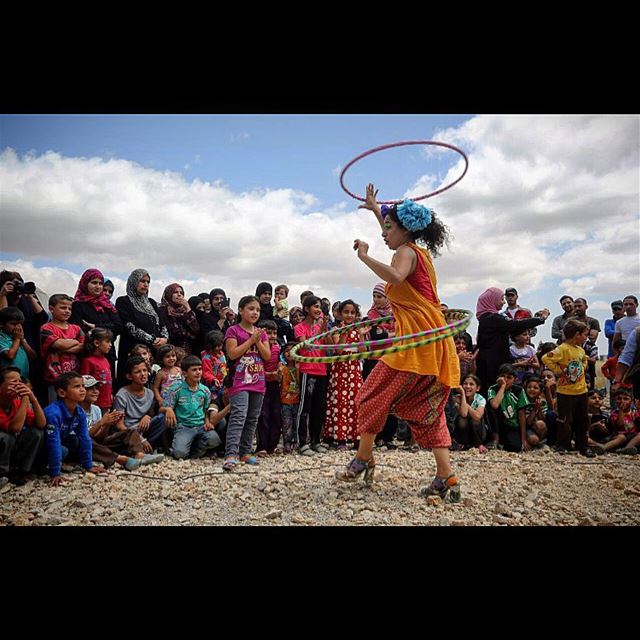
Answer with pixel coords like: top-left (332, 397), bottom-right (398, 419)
top-left (222, 296), bottom-right (271, 471)
top-left (40, 294), bottom-right (85, 403)
top-left (294, 295), bottom-right (331, 456)
top-left (163, 355), bottom-right (222, 459)
top-left (324, 299), bottom-right (364, 450)
top-left (601, 339), bottom-right (625, 386)
top-left (516, 375), bottom-right (549, 451)
top-left (201, 330), bottom-right (228, 405)
top-left (452, 374), bottom-right (488, 452)
top-left (582, 329), bottom-right (599, 391)
top-left (0, 307), bottom-right (37, 379)
top-left (256, 320), bottom-right (282, 456)
top-left (279, 342), bottom-right (301, 453)
top-left (510, 329), bottom-right (539, 385)
top-left (80, 328), bottom-right (114, 413)
top-left (0, 366), bottom-right (46, 486)
top-left (152, 344), bottom-right (183, 410)
top-left (43, 371), bottom-right (106, 486)
top-left (542, 319), bottom-right (596, 456)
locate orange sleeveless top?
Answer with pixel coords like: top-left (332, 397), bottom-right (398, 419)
top-left (381, 243), bottom-right (459, 388)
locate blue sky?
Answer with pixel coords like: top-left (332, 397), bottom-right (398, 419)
top-left (1, 114), bottom-right (638, 355)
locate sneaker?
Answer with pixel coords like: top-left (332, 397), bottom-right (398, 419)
top-left (141, 453), bottom-right (165, 465)
top-left (0, 475), bottom-right (10, 488)
top-left (313, 443), bottom-right (329, 454)
top-left (124, 457), bottom-right (143, 471)
top-left (299, 445), bottom-right (315, 457)
top-left (240, 454), bottom-right (259, 465)
top-left (617, 446), bottom-right (638, 455)
top-left (222, 457), bottom-right (239, 472)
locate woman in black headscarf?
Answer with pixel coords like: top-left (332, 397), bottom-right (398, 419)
top-left (194, 288), bottom-right (236, 354)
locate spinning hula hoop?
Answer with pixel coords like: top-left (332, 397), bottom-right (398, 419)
top-left (339, 140), bottom-right (469, 204)
top-left (290, 309), bottom-right (471, 364)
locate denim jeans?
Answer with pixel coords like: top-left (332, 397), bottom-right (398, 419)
top-left (225, 391), bottom-right (264, 458)
top-left (171, 424), bottom-right (221, 459)
top-left (132, 414), bottom-right (166, 449)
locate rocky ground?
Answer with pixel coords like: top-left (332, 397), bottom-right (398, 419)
top-left (1, 447), bottom-right (639, 526)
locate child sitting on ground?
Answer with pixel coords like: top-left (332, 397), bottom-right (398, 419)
top-left (516, 375), bottom-right (549, 451)
top-left (162, 355), bottom-right (222, 459)
top-left (510, 329), bottom-right (539, 385)
top-left (40, 294), bottom-right (85, 403)
top-left (201, 330), bottom-right (228, 405)
top-left (0, 366), bottom-right (46, 487)
top-left (43, 371), bottom-right (105, 486)
top-left (113, 356), bottom-right (167, 453)
top-left (451, 374), bottom-right (488, 452)
top-left (487, 363), bottom-right (523, 451)
top-left (0, 307), bottom-right (37, 380)
top-left (586, 389), bottom-right (612, 449)
top-left (592, 387), bottom-right (640, 455)
top-left (79, 375), bottom-right (162, 470)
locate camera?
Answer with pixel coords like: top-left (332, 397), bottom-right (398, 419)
top-left (223, 298), bottom-right (231, 309)
top-left (12, 280), bottom-right (36, 295)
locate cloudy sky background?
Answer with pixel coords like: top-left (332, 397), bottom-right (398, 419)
top-left (1, 114), bottom-right (638, 354)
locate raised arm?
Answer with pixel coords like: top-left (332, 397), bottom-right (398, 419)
top-left (358, 183), bottom-right (385, 231)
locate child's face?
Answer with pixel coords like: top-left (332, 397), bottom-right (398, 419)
top-left (212, 343), bottom-right (223, 356)
top-left (455, 337), bottom-right (467, 353)
top-left (2, 319), bottom-right (23, 335)
top-left (239, 301), bottom-right (261, 325)
top-left (87, 278), bottom-right (103, 297)
top-left (139, 350), bottom-right (152, 366)
top-left (502, 374), bottom-right (516, 389)
top-left (306, 302), bottom-right (323, 321)
top-left (341, 304), bottom-right (357, 325)
top-left (50, 301), bottom-right (73, 322)
top-left (577, 329), bottom-right (590, 344)
top-left (84, 385), bottom-right (101, 404)
top-left (103, 284), bottom-right (114, 299)
top-left (259, 291), bottom-right (272, 304)
top-left (60, 377), bottom-right (86, 403)
top-left (588, 393), bottom-right (603, 412)
top-left (542, 370), bottom-right (556, 387)
top-left (266, 329), bottom-right (278, 344)
top-left (588, 329), bottom-right (598, 342)
top-left (514, 330), bottom-right (529, 344)
top-left (290, 309), bottom-right (304, 325)
top-left (127, 363), bottom-right (149, 386)
top-left (0, 370), bottom-right (21, 398)
top-left (185, 365), bottom-right (202, 385)
top-left (163, 351), bottom-right (177, 368)
top-left (332, 306), bottom-right (342, 320)
top-left (284, 347), bottom-right (295, 364)
top-left (616, 393), bottom-right (633, 412)
top-left (275, 289), bottom-right (287, 302)
top-left (462, 377), bottom-right (478, 396)
top-left (525, 381), bottom-right (542, 398)
top-left (372, 292), bottom-right (388, 308)
top-left (97, 338), bottom-right (112, 354)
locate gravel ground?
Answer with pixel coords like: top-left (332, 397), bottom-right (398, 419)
top-left (1, 447), bottom-right (639, 526)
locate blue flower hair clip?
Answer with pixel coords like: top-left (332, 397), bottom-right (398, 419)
top-left (396, 199), bottom-right (433, 232)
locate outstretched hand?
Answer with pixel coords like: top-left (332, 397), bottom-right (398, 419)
top-left (358, 183), bottom-right (379, 212)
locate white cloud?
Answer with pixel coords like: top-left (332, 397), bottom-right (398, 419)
top-left (1, 115), bottom-right (638, 319)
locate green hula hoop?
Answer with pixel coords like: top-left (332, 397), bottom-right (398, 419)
top-left (291, 309), bottom-right (472, 364)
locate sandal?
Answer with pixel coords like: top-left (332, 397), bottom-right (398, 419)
top-left (420, 474), bottom-right (461, 503)
top-left (240, 454), bottom-right (259, 465)
top-left (335, 456), bottom-right (376, 485)
top-left (222, 457), bottom-right (239, 472)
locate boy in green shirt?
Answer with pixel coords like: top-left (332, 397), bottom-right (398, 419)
top-left (487, 364), bottom-right (522, 452)
top-left (163, 355), bottom-right (221, 459)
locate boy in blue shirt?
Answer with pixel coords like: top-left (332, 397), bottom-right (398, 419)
top-left (43, 371), bottom-right (106, 486)
top-left (163, 355), bottom-right (221, 459)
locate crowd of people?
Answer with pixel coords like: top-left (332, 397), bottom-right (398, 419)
top-left (1, 265), bottom-right (639, 491)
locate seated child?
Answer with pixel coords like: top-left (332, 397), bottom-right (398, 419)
top-left (592, 387), bottom-right (640, 455)
top-left (274, 284), bottom-right (290, 319)
top-left (79, 375), bottom-right (162, 470)
top-left (201, 330), bottom-right (228, 405)
top-left (40, 294), bottom-right (85, 403)
top-left (452, 374), bottom-right (488, 451)
top-left (43, 371), bottom-right (105, 486)
top-left (586, 389), bottom-right (612, 448)
top-left (0, 366), bottom-right (46, 486)
top-left (279, 341), bottom-right (300, 453)
top-left (162, 355), bottom-right (222, 459)
top-left (0, 307), bottom-right (37, 379)
top-left (510, 329), bottom-right (539, 385)
top-left (487, 363), bottom-right (523, 451)
top-left (113, 356), bottom-right (167, 452)
top-left (516, 375), bottom-right (549, 451)
top-left (256, 320), bottom-right (282, 455)
top-left (129, 344), bottom-right (158, 388)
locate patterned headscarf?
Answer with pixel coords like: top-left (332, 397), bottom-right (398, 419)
top-left (160, 283), bottom-right (188, 318)
top-left (476, 287), bottom-right (504, 320)
top-left (126, 269), bottom-right (159, 321)
top-left (369, 282), bottom-right (392, 318)
top-left (74, 268), bottom-right (117, 313)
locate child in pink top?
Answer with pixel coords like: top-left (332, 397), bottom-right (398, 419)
top-left (80, 327), bottom-right (114, 411)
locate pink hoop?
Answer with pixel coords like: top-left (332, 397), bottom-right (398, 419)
top-left (339, 140), bottom-right (469, 204)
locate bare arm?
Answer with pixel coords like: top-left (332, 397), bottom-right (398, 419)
top-left (354, 242), bottom-right (417, 286)
top-left (358, 183), bottom-right (385, 231)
